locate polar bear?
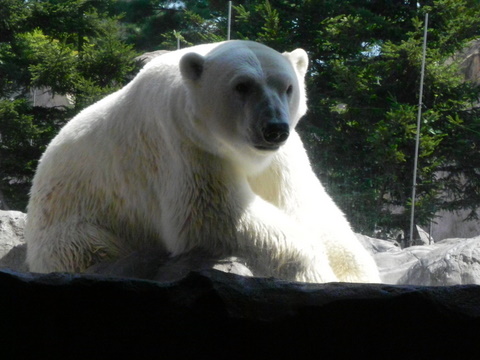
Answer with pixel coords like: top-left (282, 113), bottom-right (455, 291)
top-left (25, 40), bottom-right (380, 283)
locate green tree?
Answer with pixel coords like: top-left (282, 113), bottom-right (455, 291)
top-left (113, 0), bottom-right (230, 50)
top-left (0, 0), bottom-right (138, 210)
top-left (306, 1), bottom-right (480, 237)
top-left (0, 99), bottom-right (69, 209)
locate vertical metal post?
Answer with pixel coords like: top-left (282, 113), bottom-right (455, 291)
top-left (227, 1), bottom-right (232, 40)
top-left (409, 13), bottom-right (429, 245)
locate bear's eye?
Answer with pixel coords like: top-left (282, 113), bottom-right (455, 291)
top-left (235, 82), bottom-right (251, 95)
top-left (286, 85), bottom-right (293, 96)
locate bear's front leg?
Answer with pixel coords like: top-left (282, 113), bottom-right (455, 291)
top-left (235, 193), bottom-right (339, 283)
top-left (161, 159), bottom-right (338, 283)
top-left (249, 131), bottom-right (380, 283)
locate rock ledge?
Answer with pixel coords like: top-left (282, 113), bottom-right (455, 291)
top-left (2, 269), bottom-right (480, 358)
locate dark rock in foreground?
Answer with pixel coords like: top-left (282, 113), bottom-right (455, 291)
top-left (2, 210), bottom-right (480, 358)
top-left (2, 268), bottom-right (480, 359)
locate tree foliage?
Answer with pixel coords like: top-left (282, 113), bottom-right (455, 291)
top-left (304, 0), bottom-right (480, 236)
top-left (0, 0), bottom-right (137, 209)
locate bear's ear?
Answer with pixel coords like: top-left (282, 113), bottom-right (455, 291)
top-left (283, 49), bottom-right (309, 78)
top-left (180, 52), bottom-right (205, 81)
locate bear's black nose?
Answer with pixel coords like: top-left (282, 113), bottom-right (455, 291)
top-left (262, 122), bottom-right (290, 145)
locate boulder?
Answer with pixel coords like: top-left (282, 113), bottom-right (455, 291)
top-left (416, 224), bottom-right (434, 245)
top-left (0, 210), bottom-right (26, 255)
top-left (0, 210), bottom-right (27, 272)
top-left (356, 233), bottom-right (480, 285)
top-left (397, 237), bottom-right (480, 285)
top-left (1, 268), bottom-right (480, 358)
top-left (361, 233), bottom-right (480, 285)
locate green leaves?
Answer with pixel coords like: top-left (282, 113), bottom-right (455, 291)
top-left (293, 0), bottom-right (480, 236)
top-left (19, 29), bottom-right (79, 95)
top-left (0, 98), bottom-right (67, 209)
top-left (0, 0), bottom-right (137, 210)
top-left (78, 20), bottom-right (137, 87)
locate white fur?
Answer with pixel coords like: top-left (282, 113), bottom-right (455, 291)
top-left (25, 40), bottom-right (380, 283)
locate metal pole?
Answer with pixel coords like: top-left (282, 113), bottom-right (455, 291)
top-left (409, 13), bottom-right (429, 246)
top-left (227, 1), bottom-right (232, 40)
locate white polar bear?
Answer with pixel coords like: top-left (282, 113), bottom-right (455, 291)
top-left (25, 40), bottom-right (380, 283)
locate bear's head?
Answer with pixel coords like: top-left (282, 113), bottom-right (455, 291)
top-left (180, 41), bottom-right (308, 173)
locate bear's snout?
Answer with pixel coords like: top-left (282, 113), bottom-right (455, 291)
top-left (262, 122), bottom-right (290, 146)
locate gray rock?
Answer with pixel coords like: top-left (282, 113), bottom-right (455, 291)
top-left (0, 210), bottom-right (27, 271)
top-left (0, 210), bottom-right (26, 255)
top-left (357, 234), bottom-right (420, 284)
top-left (416, 224), bottom-right (434, 245)
top-left (369, 235), bottom-right (480, 285)
top-left (356, 233), bottom-right (400, 255)
top-left (398, 237), bottom-right (480, 285)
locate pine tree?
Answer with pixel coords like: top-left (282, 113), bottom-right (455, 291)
top-left (0, 0), bottom-right (138, 209)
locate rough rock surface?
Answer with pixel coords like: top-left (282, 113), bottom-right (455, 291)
top-left (1, 210), bottom-right (480, 357)
top-left (2, 268), bottom-right (480, 358)
top-left (0, 210), bottom-right (27, 272)
top-left (357, 234), bottom-right (480, 285)
top-left (397, 237), bottom-right (480, 285)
